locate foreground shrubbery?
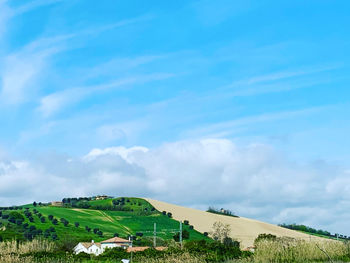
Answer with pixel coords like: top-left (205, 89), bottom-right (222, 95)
top-left (0, 238), bottom-right (248, 263)
top-left (2, 237), bottom-right (350, 263)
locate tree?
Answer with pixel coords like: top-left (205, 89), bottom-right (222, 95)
top-left (167, 212), bottom-right (172, 218)
top-left (210, 221), bottom-right (231, 242)
top-left (33, 202), bottom-right (37, 207)
top-left (173, 230), bottom-right (190, 241)
top-left (93, 228), bottom-right (99, 234)
top-left (48, 215), bottom-right (54, 221)
top-left (113, 233), bottom-right (119, 237)
top-left (74, 222), bottom-right (79, 227)
top-left (40, 217), bottom-right (46, 223)
top-left (52, 219), bottom-right (58, 225)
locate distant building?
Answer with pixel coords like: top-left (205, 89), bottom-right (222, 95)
top-left (95, 195), bottom-right (110, 200)
top-left (74, 237), bottom-right (167, 256)
top-left (50, 201), bottom-right (63, 206)
top-left (73, 240), bottom-right (103, 255)
top-left (74, 237), bottom-right (132, 256)
top-left (101, 237), bottom-right (132, 250)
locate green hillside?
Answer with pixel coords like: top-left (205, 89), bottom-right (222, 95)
top-left (0, 197), bottom-right (209, 245)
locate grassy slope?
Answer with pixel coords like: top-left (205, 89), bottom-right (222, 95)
top-left (0, 197), bottom-right (208, 243)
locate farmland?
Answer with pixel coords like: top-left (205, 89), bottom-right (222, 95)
top-left (0, 197), bottom-right (208, 244)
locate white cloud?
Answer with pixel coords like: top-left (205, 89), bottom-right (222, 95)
top-left (0, 139), bottom-right (349, 235)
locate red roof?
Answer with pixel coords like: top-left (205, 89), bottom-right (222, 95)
top-left (101, 237), bottom-right (130, 243)
top-left (127, 247), bottom-right (167, 252)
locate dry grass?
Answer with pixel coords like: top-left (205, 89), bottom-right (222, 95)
top-left (226, 238), bottom-right (350, 263)
top-left (0, 239), bottom-right (55, 255)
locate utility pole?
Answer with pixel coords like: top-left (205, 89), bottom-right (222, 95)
top-left (180, 220), bottom-right (183, 249)
top-left (153, 223), bottom-right (157, 247)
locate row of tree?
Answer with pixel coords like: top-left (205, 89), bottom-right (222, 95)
top-left (279, 223), bottom-right (349, 240)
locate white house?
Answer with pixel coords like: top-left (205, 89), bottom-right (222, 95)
top-left (73, 240), bottom-right (103, 256)
top-left (74, 237), bottom-right (132, 256)
top-left (101, 237), bottom-right (132, 250)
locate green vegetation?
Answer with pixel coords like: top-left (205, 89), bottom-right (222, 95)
top-left (279, 223), bottom-right (349, 241)
top-left (0, 197), bottom-right (209, 245)
top-left (0, 238), bottom-right (247, 263)
top-left (207, 207), bottom-right (238, 218)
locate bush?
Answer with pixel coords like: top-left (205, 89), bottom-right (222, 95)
top-left (254, 233), bottom-right (277, 244)
top-left (173, 230), bottom-right (190, 241)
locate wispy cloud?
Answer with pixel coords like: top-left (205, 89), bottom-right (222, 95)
top-left (11, 0), bottom-right (65, 16)
top-left (183, 106), bottom-right (329, 139)
top-left (0, 10), bottom-right (154, 106)
top-left (38, 73), bottom-right (175, 117)
top-left (224, 64), bottom-right (339, 90)
top-left (0, 36), bottom-right (68, 105)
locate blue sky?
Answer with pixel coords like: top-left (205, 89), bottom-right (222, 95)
top-left (1, 0), bottom-right (350, 235)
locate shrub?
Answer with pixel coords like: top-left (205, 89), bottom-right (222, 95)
top-left (173, 230), bottom-right (190, 241)
top-left (136, 232), bottom-right (144, 237)
top-left (254, 233), bottom-right (277, 244)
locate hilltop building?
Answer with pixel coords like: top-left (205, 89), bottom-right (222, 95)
top-left (50, 201), bottom-right (63, 206)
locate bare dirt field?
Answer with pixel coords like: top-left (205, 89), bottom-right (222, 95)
top-left (145, 198), bottom-right (322, 248)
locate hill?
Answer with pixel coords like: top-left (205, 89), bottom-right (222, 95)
top-left (145, 198), bottom-right (324, 248)
top-left (0, 197), bottom-right (208, 245)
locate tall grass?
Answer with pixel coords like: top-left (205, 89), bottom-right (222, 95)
top-left (226, 238), bottom-right (350, 263)
top-left (0, 239), bottom-right (55, 255)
